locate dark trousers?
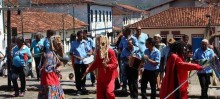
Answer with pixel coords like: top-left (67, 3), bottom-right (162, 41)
top-left (74, 64), bottom-right (87, 91)
top-left (141, 69), bottom-right (158, 99)
top-left (198, 73), bottom-right (211, 99)
top-left (34, 57), bottom-right (41, 79)
top-left (28, 62), bottom-right (34, 78)
top-left (125, 66), bottom-right (138, 99)
top-left (90, 72), bottom-right (96, 84)
top-left (11, 66), bottom-right (26, 93)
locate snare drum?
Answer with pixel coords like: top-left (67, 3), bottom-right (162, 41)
top-left (128, 56), bottom-right (141, 69)
top-left (83, 55), bottom-right (94, 64)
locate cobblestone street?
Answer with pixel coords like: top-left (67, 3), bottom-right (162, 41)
top-left (0, 64), bottom-right (219, 99)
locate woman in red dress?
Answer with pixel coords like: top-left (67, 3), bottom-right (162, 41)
top-left (38, 30), bottom-right (65, 99)
top-left (160, 41), bottom-right (202, 99)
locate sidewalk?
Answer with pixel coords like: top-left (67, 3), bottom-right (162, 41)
top-left (0, 65), bottom-right (219, 99)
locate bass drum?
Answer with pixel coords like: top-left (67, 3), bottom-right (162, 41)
top-left (83, 55), bottom-right (94, 65)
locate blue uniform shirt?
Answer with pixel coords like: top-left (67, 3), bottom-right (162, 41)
top-left (193, 48), bottom-right (214, 74)
top-left (143, 47), bottom-right (161, 70)
top-left (135, 33), bottom-right (148, 55)
top-left (85, 37), bottom-right (95, 50)
top-left (43, 38), bottom-right (51, 53)
top-left (119, 35), bottom-right (138, 50)
top-left (162, 46), bottom-right (170, 63)
top-left (70, 40), bottom-right (91, 64)
top-left (120, 46), bottom-right (141, 65)
top-left (12, 45), bottom-right (32, 67)
top-left (31, 39), bottom-right (44, 57)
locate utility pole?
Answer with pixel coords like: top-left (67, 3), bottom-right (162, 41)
top-left (6, 9), bottom-right (11, 89)
top-left (62, 15), bottom-right (65, 45)
top-left (73, 6), bottom-right (75, 34)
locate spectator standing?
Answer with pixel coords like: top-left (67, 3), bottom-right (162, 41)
top-left (182, 35), bottom-right (193, 62)
top-left (193, 39), bottom-right (215, 99)
top-left (11, 36), bottom-right (32, 97)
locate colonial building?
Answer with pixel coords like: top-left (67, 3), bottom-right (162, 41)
top-left (113, 4), bottom-right (148, 27)
top-left (12, 0), bottom-right (113, 37)
top-left (0, 0), bottom-right (6, 55)
top-left (146, 0), bottom-right (211, 16)
top-left (130, 7), bottom-right (220, 52)
top-left (9, 9), bottom-right (87, 53)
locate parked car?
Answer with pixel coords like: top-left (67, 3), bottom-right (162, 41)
top-left (0, 51), bottom-right (7, 76)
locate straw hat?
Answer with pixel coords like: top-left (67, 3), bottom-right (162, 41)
top-left (168, 38), bottom-right (175, 44)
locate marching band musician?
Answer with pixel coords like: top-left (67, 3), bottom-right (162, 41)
top-left (120, 39), bottom-right (141, 99)
top-left (192, 39), bottom-right (215, 99)
top-left (70, 30), bottom-right (92, 95)
top-left (83, 35), bottom-right (118, 99)
top-left (30, 33), bottom-right (44, 80)
top-left (118, 27), bottom-right (138, 92)
top-left (141, 37), bottom-right (160, 99)
top-left (38, 30), bottom-right (65, 99)
top-left (83, 30), bottom-right (96, 86)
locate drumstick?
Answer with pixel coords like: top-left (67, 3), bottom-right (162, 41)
top-left (72, 54), bottom-right (83, 60)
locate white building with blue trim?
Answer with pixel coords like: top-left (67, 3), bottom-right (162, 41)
top-left (17, 0), bottom-right (113, 37)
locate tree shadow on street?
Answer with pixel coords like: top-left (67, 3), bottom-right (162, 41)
top-left (0, 85), bottom-right (13, 91)
top-left (0, 94), bottom-right (13, 98)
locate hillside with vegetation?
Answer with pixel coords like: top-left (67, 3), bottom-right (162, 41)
top-left (94, 0), bottom-right (164, 10)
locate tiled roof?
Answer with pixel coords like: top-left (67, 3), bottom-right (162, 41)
top-left (31, 0), bottom-right (94, 4)
top-left (129, 7), bottom-right (220, 28)
top-left (113, 26), bottom-right (122, 31)
top-left (146, 0), bottom-right (175, 10)
top-left (8, 9), bottom-right (87, 33)
top-left (112, 7), bottom-right (129, 15)
top-left (116, 4), bottom-right (144, 12)
top-left (4, 0), bottom-right (18, 6)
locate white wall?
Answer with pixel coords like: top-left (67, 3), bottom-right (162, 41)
top-left (0, 0), bottom-right (6, 55)
top-left (141, 28), bottom-right (206, 44)
top-left (33, 4), bottom-right (88, 23)
top-left (113, 15), bottom-right (124, 27)
top-left (34, 4), bottom-right (113, 37)
top-left (90, 5), bottom-right (112, 36)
